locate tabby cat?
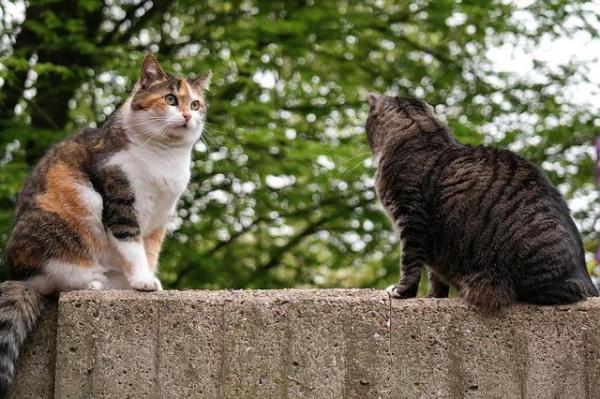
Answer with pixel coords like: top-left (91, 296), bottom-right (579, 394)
top-left (0, 55), bottom-right (211, 395)
top-left (366, 94), bottom-right (598, 312)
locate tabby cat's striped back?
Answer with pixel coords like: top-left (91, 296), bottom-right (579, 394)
top-left (365, 94), bottom-right (598, 312)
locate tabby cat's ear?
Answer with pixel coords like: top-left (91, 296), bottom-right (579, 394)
top-left (191, 70), bottom-right (212, 91)
top-left (367, 92), bottom-right (379, 107)
top-left (140, 55), bottom-right (166, 87)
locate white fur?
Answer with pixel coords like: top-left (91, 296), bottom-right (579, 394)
top-left (100, 100), bottom-right (201, 289)
top-left (87, 109), bottom-right (197, 290)
top-left (106, 141), bottom-right (192, 235)
top-left (76, 182), bottom-right (105, 239)
top-left (112, 99), bottom-right (202, 235)
top-left (109, 234), bottom-right (162, 291)
top-left (385, 285), bottom-right (398, 295)
top-left (27, 260), bottom-right (108, 294)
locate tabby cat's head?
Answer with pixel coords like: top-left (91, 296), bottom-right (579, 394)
top-left (124, 55), bottom-right (211, 146)
top-left (365, 94), bottom-right (439, 154)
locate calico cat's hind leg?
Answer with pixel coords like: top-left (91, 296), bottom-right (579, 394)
top-left (519, 278), bottom-right (598, 305)
top-left (460, 269), bottom-right (515, 313)
top-left (427, 269), bottom-right (450, 298)
top-left (25, 259), bottom-right (108, 295)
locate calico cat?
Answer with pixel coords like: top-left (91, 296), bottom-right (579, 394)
top-left (366, 94), bottom-right (598, 312)
top-left (0, 55), bottom-right (211, 395)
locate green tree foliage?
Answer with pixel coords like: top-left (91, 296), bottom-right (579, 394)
top-left (1, 0), bottom-right (598, 290)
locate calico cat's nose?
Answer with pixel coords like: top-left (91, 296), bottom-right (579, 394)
top-left (182, 113), bottom-right (191, 123)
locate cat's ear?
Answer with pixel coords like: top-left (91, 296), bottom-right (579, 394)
top-left (191, 70), bottom-right (212, 91)
top-left (140, 55), bottom-right (166, 87)
top-left (367, 92), bottom-right (380, 107)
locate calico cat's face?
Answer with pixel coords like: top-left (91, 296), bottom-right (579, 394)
top-left (124, 55), bottom-right (211, 146)
top-left (365, 94), bottom-right (436, 154)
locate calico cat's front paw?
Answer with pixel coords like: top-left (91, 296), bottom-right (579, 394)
top-left (130, 275), bottom-right (163, 291)
top-left (386, 284), bottom-right (418, 299)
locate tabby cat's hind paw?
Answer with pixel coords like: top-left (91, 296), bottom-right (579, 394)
top-left (386, 284), bottom-right (418, 299)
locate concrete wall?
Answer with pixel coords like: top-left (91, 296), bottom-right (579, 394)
top-left (9, 290), bottom-right (600, 398)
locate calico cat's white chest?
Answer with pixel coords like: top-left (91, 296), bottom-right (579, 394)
top-left (108, 145), bottom-right (191, 235)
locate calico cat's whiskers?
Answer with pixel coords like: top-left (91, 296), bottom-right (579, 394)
top-left (201, 128), bottom-right (217, 147)
top-left (139, 123), bottom-right (169, 147)
top-left (198, 134), bottom-right (212, 151)
top-left (204, 121), bottom-right (225, 133)
top-left (202, 126), bottom-right (228, 150)
top-left (203, 124), bottom-right (226, 139)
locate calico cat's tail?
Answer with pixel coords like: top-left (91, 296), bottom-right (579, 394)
top-left (0, 281), bottom-right (43, 398)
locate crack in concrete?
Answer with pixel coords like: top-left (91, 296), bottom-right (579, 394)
top-left (386, 294), bottom-right (393, 399)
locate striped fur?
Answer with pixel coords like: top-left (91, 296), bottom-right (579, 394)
top-left (0, 282), bottom-right (42, 397)
top-left (366, 94), bottom-right (599, 313)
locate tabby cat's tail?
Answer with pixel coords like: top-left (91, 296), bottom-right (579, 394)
top-left (0, 281), bottom-right (43, 398)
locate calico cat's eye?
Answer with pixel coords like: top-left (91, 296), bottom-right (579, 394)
top-left (190, 100), bottom-right (201, 111)
top-left (164, 94), bottom-right (178, 106)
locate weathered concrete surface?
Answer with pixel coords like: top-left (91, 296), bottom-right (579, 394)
top-left (9, 291), bottom-right (600, 398)
top-left (54, 289), bottom-right (390, 399)
top-left (391, 298), bottom-right (600, 399)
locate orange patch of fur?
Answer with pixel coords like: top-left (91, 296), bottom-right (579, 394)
top-left (177, 79), bottom-right (192, 114)
top-left (137, 94), bottom-right (169, 111)
top-left (92, 139), bottom-right (105, 151)
top-left (137, 79), bottom-right (203, 113)
top-left (35, 163), bottom-right (99, 265)
top-left (144, 228), bottom-right (166, 273)
top-left (112, 237), bottom-right (143, 278)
